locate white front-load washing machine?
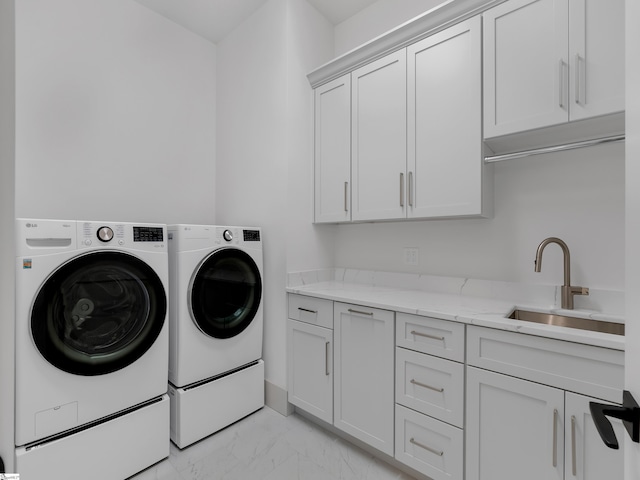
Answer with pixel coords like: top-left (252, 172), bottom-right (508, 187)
top-left (167, 224), bottom-right (264, 448)
top-left (14, 219), bottom-right (170, 480)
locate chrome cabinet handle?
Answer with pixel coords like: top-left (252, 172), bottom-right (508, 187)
top-left (298, 307), bottom-right (317, 314)
top-left (559, 60), bottom-right (567, 109)
top-left (410, 378), bottom-right (444, 393)
top-left (325, 341), bottom-right (330, 376)
top-left (347, 308), bottom-right (373, 316)
top-left (574, 54), bottom-right (586, 106)
top-left (408, 171), bottom-right (413, 207)
top-left (571, 415), bottom-right (577, 476)
top-left (553, 409), bottom-right (559, 467)
top-left (410, 437), bottom-right (443, 456)
top-left (574, 54), bottom-right (581, 105)
top-left (400, 172), bottom-right (404, 207)
top-left (410, 330), bottom-right (445, 341)
top-left (344, 181), bottom-right (349, 212)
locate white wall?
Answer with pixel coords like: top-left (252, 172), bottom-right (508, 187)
top-left (285, 0), bottom-right (336, 274)
top-left (625, 0), bottom-right (640, 476)
top-left (0, 0), bottom-right (16, 471)
top-left (334, 143), bottom-right (625, 292)
top-left (334, 0), bottom-right (445, 56)
top-left (216, 0), bottom-right (333, 391)
top-left (14, 0), bottom-right (217, 225)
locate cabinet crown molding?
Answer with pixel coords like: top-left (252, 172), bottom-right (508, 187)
top-left (307, 0), bottom-right (506, 88)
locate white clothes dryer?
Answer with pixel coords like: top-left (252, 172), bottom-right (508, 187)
top-left (167, 224), bottom-right (264, 448)
top-left (14, 219), bottom-right (170, 480)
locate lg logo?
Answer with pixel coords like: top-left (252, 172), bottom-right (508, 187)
top-left (25, 223), bottom-right (38, 228)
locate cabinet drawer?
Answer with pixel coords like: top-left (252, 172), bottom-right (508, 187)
top-left (396, 348), bottom-right (464, 428)
top-left (288, 294), bottom-right (333, 329)
top-left (395, 404), bottom-right (463, 480)
top-left (396, 312), bottom-right (465, 362)
top-left (467, 325), bottom-right (624, 403)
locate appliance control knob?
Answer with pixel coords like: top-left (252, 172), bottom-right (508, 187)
top-left (97, 226), bottom-right (114, 242)
top-left (223, 230), bottom-right (233, 242)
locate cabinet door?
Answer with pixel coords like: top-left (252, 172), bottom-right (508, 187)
top-left (287, 319), bottom-right (333, 424)
top-left (407, 17), bottom-right (484, 218)
top-left (568, 0), bottom-right (625, 121)
top-left (564, 392), bottom-right (624, 480)
top-left (483, 0), bottom-right (569, 138)
top-left (314, 74), bottom-right (352, 223)
top-left (466, 366), bottom-right (564, 480)
top-left (334, 303), bottom-right (395, 455)
top-left (351, 50), bottom-right (407, 221)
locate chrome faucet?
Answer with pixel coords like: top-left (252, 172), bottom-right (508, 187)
top-left (534, 237), bottom-right (589, 310)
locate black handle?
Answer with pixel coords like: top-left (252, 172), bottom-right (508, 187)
top-left (590, 390), bottom-right (640, 450)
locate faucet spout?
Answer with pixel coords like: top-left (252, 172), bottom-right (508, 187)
top-left (535, 237), bottom-right (571, 286)
top-left (534, 237), bottom-right (588, 310)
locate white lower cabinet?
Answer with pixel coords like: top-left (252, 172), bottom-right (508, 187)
top-left (394, 313), bottom-right (466, 480)
top-left (334, 302), bottom-right (395, 456)
top-left (287, 319), bottom-right (333, 424)
top-left (564, 392), bottom-right (624, 480)
top-left (466, 366), bottom-right (565, 480)
top-left (466, 325), bottom-right (624, 480)
top-left (288, 296), bottom-right (625, 480)
top-left (287, 295), bottom-right (334, 424)
top-left (466, 367), bottom-right (624, 480)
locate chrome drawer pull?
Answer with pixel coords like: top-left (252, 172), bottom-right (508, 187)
top-left (410, 379), bottom-right (444, 393)
top-left (410, 437), bottom-right (443, 456)
top-left (408, 171), bottom-right (413, 207)
top-left (553, 409), bottom-right (559, 467)
top-left (410, 330), bottom-right (445, 341)
top-left (325, 341), bottom-right (330, 376)
top-left (297, 307), bottom-right (317, 314)
top-left (559, 59), bottom-right (567, 109)
top-left (344, 181), bottom-right (349, 212)
top-left (348, 308), bottom-right (373, 316)
top-left (571, 415), bottom-right (577, 476)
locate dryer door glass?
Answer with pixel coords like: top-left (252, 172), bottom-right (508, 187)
top-left (190, 248), bottom-right (262, 339)
top-left (31, 251), bottom-right (167, 376)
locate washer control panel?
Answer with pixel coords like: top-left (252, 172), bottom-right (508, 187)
top-left (80, 222), bottom-right (165, 250)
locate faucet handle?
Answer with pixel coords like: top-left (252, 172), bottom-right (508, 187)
top-left (561, 285), bottom-right (589, 309)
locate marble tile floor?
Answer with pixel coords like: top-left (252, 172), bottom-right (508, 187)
top-left (129, 407), bottom-right (417, 480)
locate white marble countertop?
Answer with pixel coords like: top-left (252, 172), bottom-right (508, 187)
top-left (286, 280), bottom-right (625, 351)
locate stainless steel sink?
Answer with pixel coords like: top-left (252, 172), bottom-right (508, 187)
top-left (507, 309), bottom-right (625, 336)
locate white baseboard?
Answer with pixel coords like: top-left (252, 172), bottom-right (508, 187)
top-left (265, 380), bottom-right (294, 416)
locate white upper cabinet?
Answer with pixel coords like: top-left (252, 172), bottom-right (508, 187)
top-left (407, 16), bottom-right (487, 218)
top-left (351, 50), bottom-right (407, 222)
top-left (568, 0), bottom-right (625, 121)
top-left (314, 74), bottom-right (352, 223)
top-left (483, 0), bottom-right (624, 139)
top-left (483, 0), bottom-right (569, 138)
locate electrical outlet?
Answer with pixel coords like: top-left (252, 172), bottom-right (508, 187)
top-left (403, 247), bottom-right (419, 266)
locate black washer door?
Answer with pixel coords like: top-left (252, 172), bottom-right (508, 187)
top-left (190, 248), bottom-right (262, 339)
top-left (31, 251), bottom-right (167, 376)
